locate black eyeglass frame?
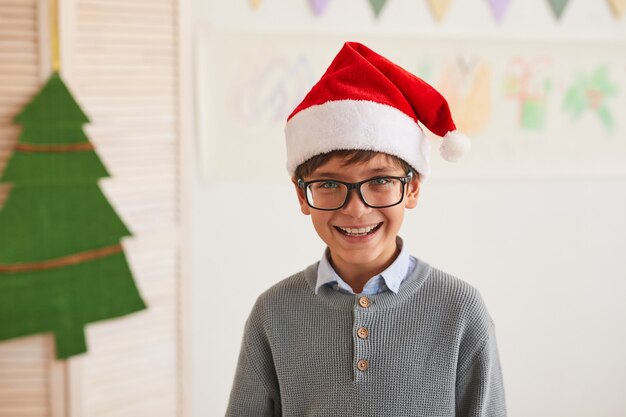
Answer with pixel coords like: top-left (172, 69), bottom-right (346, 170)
top-left (297, 171), bottom-right (414, 211)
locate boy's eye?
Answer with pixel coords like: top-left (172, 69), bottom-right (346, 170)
top-left (369, 178), bottom-right (391, 186)
top-left (315, 181), bottom-right (341, 190)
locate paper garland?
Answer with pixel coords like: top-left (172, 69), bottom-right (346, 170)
top-left (368, 0), bottom-right (389, 17)
top-left (247, 0), bottom-right (624, 21)
top-left (547, 0), bottom-right (569, 19)
top-left (0, 73), bottom-right (146, 359)
top-left (487, 0), bottom-right (512, 23)
top-left (426, 0), bottom-right (453, 22)
top-left (608, 0), bottom-right (626, 18)
top-left (309, 0), bottom-right (331, 16)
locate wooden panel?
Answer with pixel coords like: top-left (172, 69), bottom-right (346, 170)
top-left (0, 1), bottom-right (54, 416)
top-left (0, 0), bottom-right (181, 415)
top-left (71, 0), bottom-right (180, 415)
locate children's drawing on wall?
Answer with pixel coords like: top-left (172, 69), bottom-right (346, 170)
top-left (231, 54), bottom-right (315, 125)
top-left (563, 66), bottom-right (618, 133)
top-left (436, 56), bottom-right (493, 135)
top-left (196, 32), bottom-right (626, 181)
top-left (503, 57), bottom-right (553, 131)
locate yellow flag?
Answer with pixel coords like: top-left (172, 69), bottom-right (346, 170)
top-left (608, 0), bottom-right (626, 18)
top-left (426, 0), bottom-right (453, 22)
top-left (250, 0), bottom-right (262, 10)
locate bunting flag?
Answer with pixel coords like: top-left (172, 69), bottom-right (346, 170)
top-left (426, 0), bottom-right (453, 22)
top-left (249, 0), bottom-right (262, 10)
top-left (547, 0), bottom-right (569, 20)
top-left (309, 0), bottom-right (332, 16)
top-left (607, 0), bottom-right (626, 18)
top-left (487, 0), bottom-right (512, 23)
top-left (368, 0), bottom-right (389, 18)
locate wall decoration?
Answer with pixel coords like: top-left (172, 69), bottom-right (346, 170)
top-left (309, 0), bottom-right (332, 16)
top-left (196, 31), bottom-right (626, 181)
top-left (607, 0), bottom-right (626, 19)
top-left (563, 66), bottom-right (618, 132)
top-left (368, 0), bottom-right (389, 18)
top-left (436, 57), bottom-right (493, 134)
top-left (243, 0), bottom-right (626, 21)
top-left (547, 0), bottom-right (570, 20)
top-left (0, 73), bottom-right (147, 359)
top-left (426, 0), bottom-right (453, 22)
top-left (503, 57), bottom-right (553, 130)
top-left (231, 54), bottom-right (315, 124)
top-left (487, 0), bottom-right (512, 23)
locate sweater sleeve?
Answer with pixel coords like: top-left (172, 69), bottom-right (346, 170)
top-left (225, 302), bottom-right (281, 417)
top-left (455, 324), bottom-right (507, 417)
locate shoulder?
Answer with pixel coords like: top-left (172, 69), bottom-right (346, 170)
top-left (425, 267), bottom-right (490, 312)
top-left (420, 264), bottom-right (495, 337)
top-left (249, 263), bottom-right (316, 318)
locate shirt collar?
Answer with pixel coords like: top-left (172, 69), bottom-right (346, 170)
top-left (315, 236), bottom-right (411, 295)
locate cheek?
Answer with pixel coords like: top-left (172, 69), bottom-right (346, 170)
top-left (310, 212), bottom-right (332, 234)
top-left (381, 208), bottom-right (405, 230)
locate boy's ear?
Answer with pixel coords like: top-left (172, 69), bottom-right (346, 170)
top-left (292, 177), bottom-right (311, 215)
top-left (404, 174), bottom-right (420, 209)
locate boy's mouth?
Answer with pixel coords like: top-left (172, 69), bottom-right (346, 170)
top-left (334, 222), bottom-right (382, 237)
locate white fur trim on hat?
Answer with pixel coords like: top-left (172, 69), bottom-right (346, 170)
top-left (285, 100), bottom-right (431, 179)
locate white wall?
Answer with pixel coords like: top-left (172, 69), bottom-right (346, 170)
top-left (186, 1), bottom-right (626, 416)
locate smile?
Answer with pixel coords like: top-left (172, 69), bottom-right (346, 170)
top-left (334, 223), bottom-right (382, 237)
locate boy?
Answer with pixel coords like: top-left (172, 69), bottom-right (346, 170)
top-left (226, 42), bottom-right (506, 417)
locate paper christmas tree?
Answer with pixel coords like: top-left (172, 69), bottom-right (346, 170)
top-left (0, 72), bottom-right (146, 359)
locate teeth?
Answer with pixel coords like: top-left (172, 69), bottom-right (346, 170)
top-left (337, 224), bottom-right (379, 236)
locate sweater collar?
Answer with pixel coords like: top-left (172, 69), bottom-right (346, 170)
top-left (315, 236), bottom-right (411, 295)
top-left (304, 255), bottom-right (432, 312)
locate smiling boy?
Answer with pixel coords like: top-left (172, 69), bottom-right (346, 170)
top-left (226, 42), bottom-right (506, 417)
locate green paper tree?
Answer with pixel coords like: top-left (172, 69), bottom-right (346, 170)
top-left (0, 72), bottom-right (147, 359)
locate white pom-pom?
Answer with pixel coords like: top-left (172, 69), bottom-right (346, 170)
top-left (439, 130), bottom-right (471, 162)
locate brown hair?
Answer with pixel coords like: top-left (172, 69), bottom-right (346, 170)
top-left (294, 150), bottom-right (414, 179)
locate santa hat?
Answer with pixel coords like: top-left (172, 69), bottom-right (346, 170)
top-left (284, 41), bottom-right (470, 180)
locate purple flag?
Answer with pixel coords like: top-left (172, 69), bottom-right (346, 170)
top-left (309, 0), bottom-right (332, 16)
top-left (487, 0), bottom-right (512, 22)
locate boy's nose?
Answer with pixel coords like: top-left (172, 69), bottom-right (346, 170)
top-left (340, 189), bottom-right (371, 218)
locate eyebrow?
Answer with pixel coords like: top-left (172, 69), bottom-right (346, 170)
top-left (312, 167), bottom-right (401, 179)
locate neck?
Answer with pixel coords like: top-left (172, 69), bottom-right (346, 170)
top-left (329, 245), bottom-right (400, 294)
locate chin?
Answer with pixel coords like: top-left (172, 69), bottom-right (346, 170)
top-left (334, 247), bottom-right (385, 266)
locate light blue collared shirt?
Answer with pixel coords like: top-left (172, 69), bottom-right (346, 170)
top-left (315, 237), bottom-right (417, 295)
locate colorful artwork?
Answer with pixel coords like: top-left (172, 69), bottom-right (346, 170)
top-left (196, 32), bottom-right (626, 181)
top-left (608, 0), bottom-right (626, 18)
top-left (563, 66), bottom-right (618, 132)
top-left (504, 57), bottom-right (553, 130)
top-left (436, 57), bottom-right (493, 134)
top-left (231, 54), bottom-right (315, 125)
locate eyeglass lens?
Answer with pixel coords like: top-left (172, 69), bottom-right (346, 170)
top-left (306, 178), bottom-right (404, 209)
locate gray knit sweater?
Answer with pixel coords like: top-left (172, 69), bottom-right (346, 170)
top-left (226, 258), bottom-right (506, 417)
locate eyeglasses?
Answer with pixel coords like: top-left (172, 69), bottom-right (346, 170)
top-left (297, 171), bottom-right (413, 211)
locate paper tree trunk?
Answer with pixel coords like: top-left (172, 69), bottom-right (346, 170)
top-left (0, 72), bottom-right (147, 359)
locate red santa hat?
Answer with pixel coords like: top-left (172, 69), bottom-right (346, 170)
top-left (285, 41), bottom-right (470, 180)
